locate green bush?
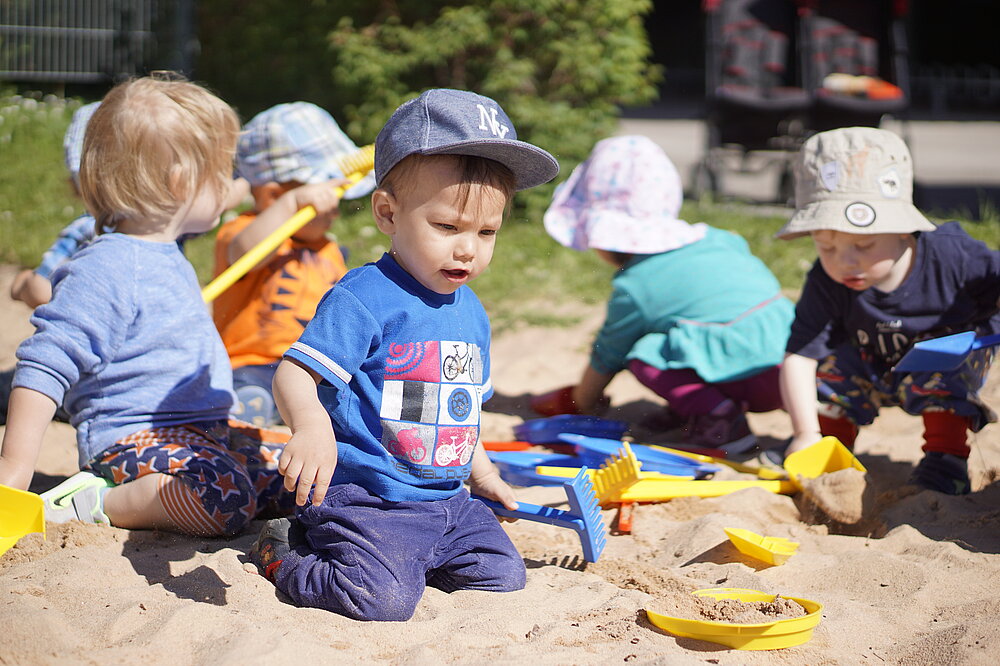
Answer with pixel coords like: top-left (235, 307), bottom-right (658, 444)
top-left (0, 92), bottom-right (82, 267)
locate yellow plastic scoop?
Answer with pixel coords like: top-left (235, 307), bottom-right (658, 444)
top-left (646, 587), bottom-right (823, 650)
top-left (723, 527), bottom-right (799, 565)
top-left (783, 436), bottom-right (866, 491)
top-left (0, 485), bottom-right (45, 557)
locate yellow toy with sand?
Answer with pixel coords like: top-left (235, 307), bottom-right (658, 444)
top-left (0, 485), bottom-right (44, 557)
top-left (723, 527), bottom-right (799, 566)
top-left (646, 587), bottom-right (824, 650)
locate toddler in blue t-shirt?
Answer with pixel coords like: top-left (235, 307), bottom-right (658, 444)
top-left (249, 89), bottom-right (559, 621)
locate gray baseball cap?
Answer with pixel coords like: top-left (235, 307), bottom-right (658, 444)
top-left (775, 126), bottom-right (936, 239)
top-left (375, 88), bottom-right (559, 191)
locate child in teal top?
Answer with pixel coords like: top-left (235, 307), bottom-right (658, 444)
top-left (532, 135), bottom-right (794, 451)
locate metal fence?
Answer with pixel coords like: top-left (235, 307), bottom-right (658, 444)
top-left (0, 0), bottom-right (157, 83)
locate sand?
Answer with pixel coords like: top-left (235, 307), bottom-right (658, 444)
top-left (2, 263), bottom-right (999, 665)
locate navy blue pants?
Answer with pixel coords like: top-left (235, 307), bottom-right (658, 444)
top-left (273, 484), bottom-right (526, 621)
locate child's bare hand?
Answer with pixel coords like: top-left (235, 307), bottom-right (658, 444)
top-left (278, 427), bottom-right (338, 507)
top-left (289, 180), bottom-right (349, 217)
top-left (471, 470), bottom-right (519, 521)
top-left (10, 270), bottom-right (52, 309)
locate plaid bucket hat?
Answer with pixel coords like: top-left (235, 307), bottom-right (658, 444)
top-left (236, 102), bottom-right (375, 200)
top-left (775, 126), bottom-right (936, 239)
top-left (543, 135), bottom-right (706, 254)
top-left (374, 88), bottom-right (559, 191)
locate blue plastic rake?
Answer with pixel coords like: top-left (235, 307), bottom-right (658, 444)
top-left (474, 467), bottom-right (608, 563)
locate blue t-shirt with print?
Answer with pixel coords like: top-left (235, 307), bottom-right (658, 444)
top-left (787, 222), bottom-right (1000, 370)
top-left (284, 253), bottom-right (492, 502)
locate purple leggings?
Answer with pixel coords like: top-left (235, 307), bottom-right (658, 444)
top-left (628, 360), bottom-right (783, 417)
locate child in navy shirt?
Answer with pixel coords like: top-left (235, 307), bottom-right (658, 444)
top-left (778, 127), bottom-right (1000, 495)
top-left (249, 89), bottom-right (559, 620)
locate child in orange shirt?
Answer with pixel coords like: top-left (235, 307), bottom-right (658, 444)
top-left (213, 103), bottom-right (375, 426)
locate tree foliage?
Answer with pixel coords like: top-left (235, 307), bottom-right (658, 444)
top-left (196, 0), bottom-right (347, 119)
top-left (329, 1), bottom-right (659, 167)
top-left (197, 1), bottom-right (660, 209)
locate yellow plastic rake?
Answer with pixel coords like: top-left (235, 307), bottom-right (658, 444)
top-left (541, 443), bottom-right (796, 505)
top-left (202, 144), bottom-right (375, 303)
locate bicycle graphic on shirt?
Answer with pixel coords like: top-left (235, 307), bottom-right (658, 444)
top-left (434, 429), bottom-right (477, 466)
top-left (443, 343), bottom-right (471, 381)
top-left (387, 428), bottom-right (427, 463)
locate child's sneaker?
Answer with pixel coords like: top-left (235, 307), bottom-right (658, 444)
top-left (682, 402), bottom-right (757, 454)
top-left (910, 452), bottom-right (971, 495)
top-left (40, 471), bottom-right (113, 524)
top-left (249, 517), bottom-right (302, 582)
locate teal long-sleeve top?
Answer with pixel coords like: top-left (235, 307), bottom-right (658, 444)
top-left (590, 227), bottom-right (794, 383)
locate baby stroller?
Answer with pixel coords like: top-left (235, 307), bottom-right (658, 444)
top-left (696, 0), bottom-right (810, 202)
top-left (796, 0), bottom-right (910, 131)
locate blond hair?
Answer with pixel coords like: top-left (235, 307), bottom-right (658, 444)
top-left (79, 74), bottom-right (240, 232)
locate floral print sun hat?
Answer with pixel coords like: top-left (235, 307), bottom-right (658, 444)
top-left (543, 134), bottom-right (706, 254)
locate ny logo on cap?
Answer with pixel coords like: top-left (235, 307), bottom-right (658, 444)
top-left (477, 104), bottom-right (509, 139)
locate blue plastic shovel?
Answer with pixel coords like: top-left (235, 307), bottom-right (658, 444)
top-left (558, 433), bottom-right (721, 478)
top-left (473, 467), bottom-right (608, 562)
top-left (893, 331), bottom-right (1000, 372)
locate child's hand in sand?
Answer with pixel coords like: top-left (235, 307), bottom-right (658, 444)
top-left (278, 426), bottom-right (338, 507)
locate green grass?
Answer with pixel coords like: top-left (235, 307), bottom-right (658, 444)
top-left (0, 93), bottom-right (84, 266)
top-left (3, 90), bottom-right (998, 333)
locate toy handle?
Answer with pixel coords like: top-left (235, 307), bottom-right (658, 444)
top-left (202, 172), bottom-right (364, 303)
top-left (202, 143), bottom-right (375, 303)
top-left (971, 332), bottom-right (1000, 352)
top-left (473, 495), bottom-right (582, 531)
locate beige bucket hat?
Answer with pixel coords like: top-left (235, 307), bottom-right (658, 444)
top-left (775, 127), bottom-right (936, 239)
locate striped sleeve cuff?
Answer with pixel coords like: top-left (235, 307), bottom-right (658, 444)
top-left (285, 342), bottom-right (352, 387)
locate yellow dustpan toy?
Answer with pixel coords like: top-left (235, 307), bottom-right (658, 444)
top-left (783, 436), bottom-right (866, 491)
top-left (723, 527), bottom-right (799, 566)
top-left (0, 485), bottom-right (44, 557)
